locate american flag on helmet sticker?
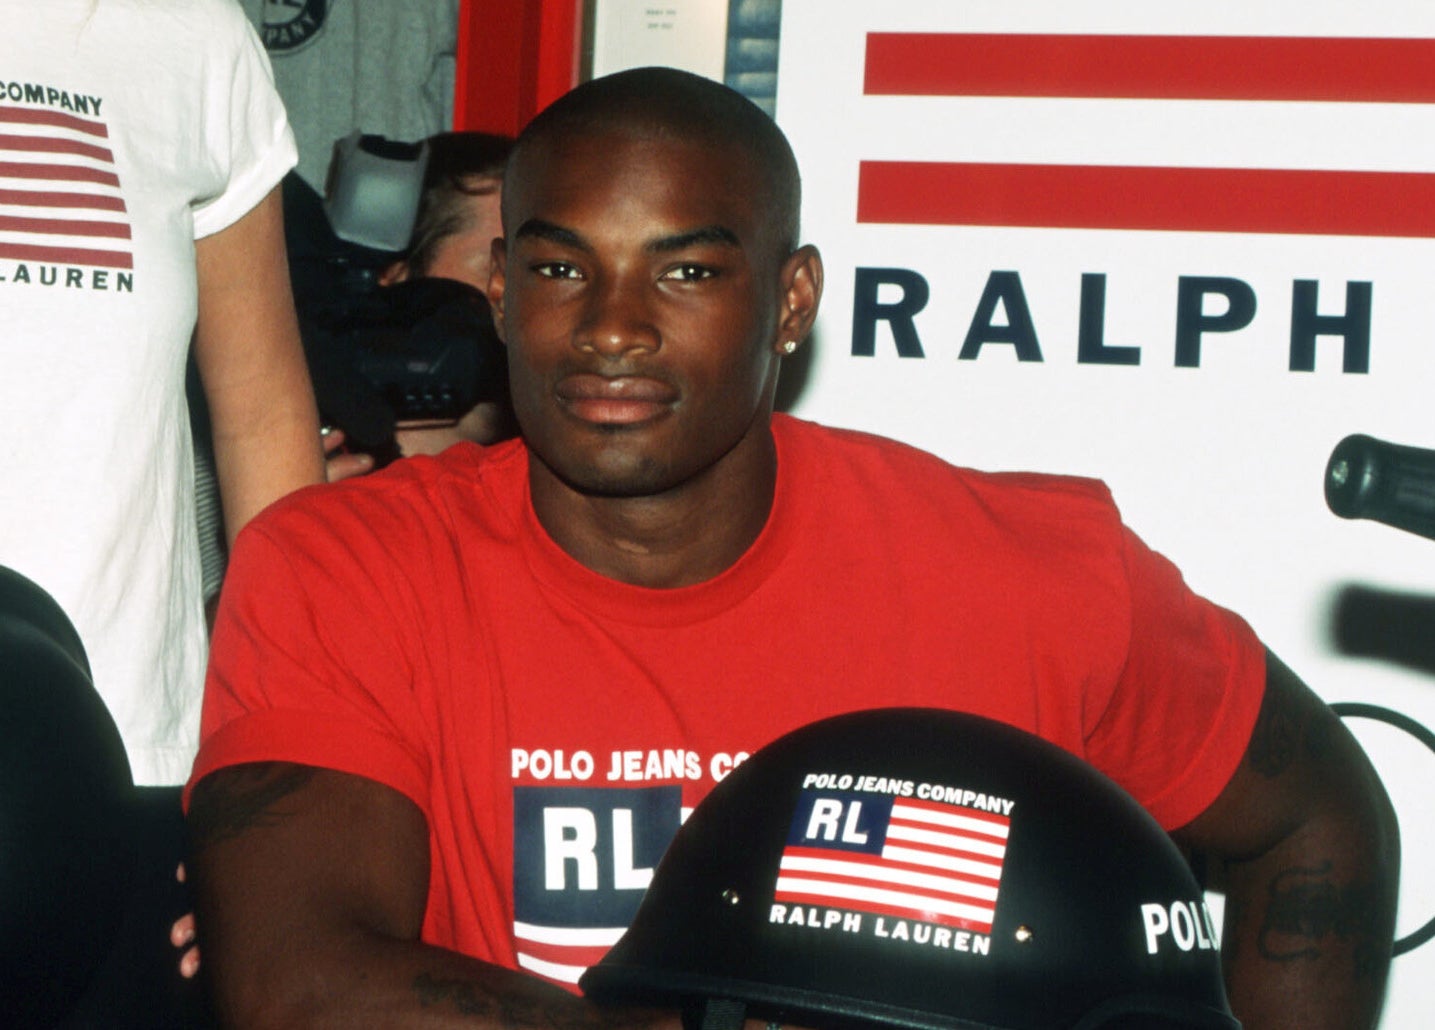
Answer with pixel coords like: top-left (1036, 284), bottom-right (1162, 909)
top-left (774, 791), bottom-right (1009, 935)
top-left (0, 103), bottom-right (132, 269)
top-left (857, 33), bottom-right (1435, 238)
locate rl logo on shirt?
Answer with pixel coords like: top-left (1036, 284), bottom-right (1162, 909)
top-left (511, 786), bottom-right (682, 986)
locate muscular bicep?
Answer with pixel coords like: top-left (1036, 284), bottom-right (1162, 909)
top-left (187, 763), bottom-right (430, 1020)
top-left (1172, 649), bottom-right (1387, 861)
top-left (1171, 650), bottom-right (1399, 1027)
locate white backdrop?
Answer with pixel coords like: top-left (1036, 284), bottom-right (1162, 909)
top-left (774, 2), bottom-right (1435, 1025)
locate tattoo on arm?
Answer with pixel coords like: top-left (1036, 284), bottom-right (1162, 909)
top-left (1244, 664), bottom-right (1337, 779)
top-left (1245, 686), bottom-right (1302, 778)
top-left (1234, 659), bottom-right (1393, 982)
top-left (189, 764), bottom-right (318, 852)
top-left (1257, 861), bottom-right (1386, 978)
top-left (412, 972), bottom-right (640, 1029)
top-left (413, 973), bottom-right (491, 1018)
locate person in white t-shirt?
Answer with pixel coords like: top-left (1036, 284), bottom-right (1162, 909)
top-left (0, 2), bottom-right (322, 1021)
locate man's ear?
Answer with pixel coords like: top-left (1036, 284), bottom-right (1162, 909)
top-left (776, 244), bottom-right (823, 346)
top-left (486, 238), bottom-right (509, 345)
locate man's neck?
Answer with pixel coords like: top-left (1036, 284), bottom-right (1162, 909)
top-left (527, 432), bottom-right (778, 589)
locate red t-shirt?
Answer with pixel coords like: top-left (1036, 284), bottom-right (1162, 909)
top-left (190, 415), bottom-right (1265, 989)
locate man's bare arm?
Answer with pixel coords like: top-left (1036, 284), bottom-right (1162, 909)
top-left (1173, 650), bottom-right (1400, 1029)
top-left (187, 763), bottom-right (675, 1029)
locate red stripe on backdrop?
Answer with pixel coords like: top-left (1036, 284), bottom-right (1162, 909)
top-left (864, 34), bottom-right (1435, 103)
top-left (857, 161), bottom-right (1435, 238)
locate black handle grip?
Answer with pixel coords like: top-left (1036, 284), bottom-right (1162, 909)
top-left (1326, 434), bottom-right (1435, 541)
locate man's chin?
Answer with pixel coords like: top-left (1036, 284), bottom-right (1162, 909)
top-left (537, 448), bottom-right (680, 501)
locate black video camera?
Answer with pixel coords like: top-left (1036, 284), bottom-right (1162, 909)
top-left (281, 136), bottom-right (508, 461)
top-left (304, 274), bottom-right (507, 438)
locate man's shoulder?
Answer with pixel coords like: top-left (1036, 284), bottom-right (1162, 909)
top-left (246, 438), bottom-right (528, 551)
top-left (777, 415), bottom-right (1117, 514)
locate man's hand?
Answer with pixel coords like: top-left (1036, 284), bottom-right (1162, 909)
top-left (1174, 650), bottom-right (1400, 1029)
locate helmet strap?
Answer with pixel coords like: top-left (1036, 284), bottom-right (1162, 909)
top-left (682, 997), bottom-right (748, 1030)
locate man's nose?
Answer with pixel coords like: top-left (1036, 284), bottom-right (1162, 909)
top-left (574, 272), bottom-right (659, 357)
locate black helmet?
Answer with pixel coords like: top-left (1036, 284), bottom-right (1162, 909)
top-left (581, 708), bottom-right (1238, 1030)
top-left (0, 567), bottom-right (134, 1026)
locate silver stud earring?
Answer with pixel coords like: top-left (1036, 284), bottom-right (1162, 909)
top-left (780, 340), bottom-right (798, 355)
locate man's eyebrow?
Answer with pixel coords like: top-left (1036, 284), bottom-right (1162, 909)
top-left (510, 219), bottom-right (740, 253)
top-left (647, 225), bottom-right (740, 253)
top-left (512, 218), bottom-right (587, 249)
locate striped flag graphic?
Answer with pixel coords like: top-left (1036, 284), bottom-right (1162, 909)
top-left (858, 33), bottom-right (1435, 237)
top-left (510, 785), bottom-right (683, 988)
top-left (775, 792), bottom-right (1009, 934)
top-left (0, 103), bottom-right (132, 268)
top-left (513, 921), bottom-right (624, 987)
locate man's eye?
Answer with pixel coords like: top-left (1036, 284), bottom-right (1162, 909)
top-left (532, 262), bottom-right (581, 279)
top-left (661, 264), bottom-right (716, 282)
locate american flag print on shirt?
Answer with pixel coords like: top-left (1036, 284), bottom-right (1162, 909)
top-left (775, 790), bottom-right (1009, 934)
top-left (0, 99), bottom-right (132, 269)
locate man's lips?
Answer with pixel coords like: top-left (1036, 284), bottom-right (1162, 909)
top-left (555, 374), bottom-right (679, 425)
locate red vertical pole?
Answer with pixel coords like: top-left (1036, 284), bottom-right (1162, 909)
top-left (454, 0), bottom-right (582, 136)
top-left (534, 0), bottom-right (583, 116)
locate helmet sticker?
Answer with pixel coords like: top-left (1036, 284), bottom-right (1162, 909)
top-left (1141, 900), bottom-right (1222, 955)
top-left (767, 772), bottom-right (1014, 956)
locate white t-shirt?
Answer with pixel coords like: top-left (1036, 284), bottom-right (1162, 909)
top-left (0, 0), bottom-right (298, 785)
